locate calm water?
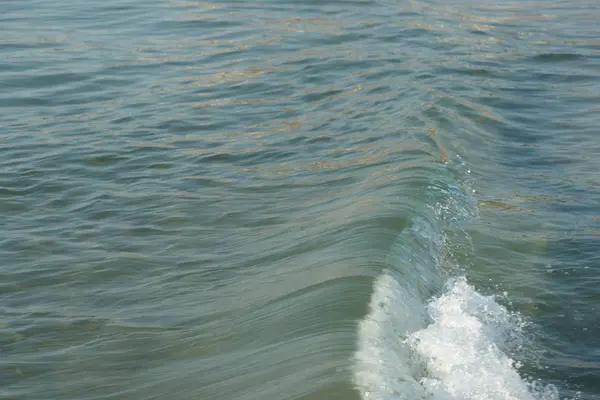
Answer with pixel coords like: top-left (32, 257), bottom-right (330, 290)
top-left (2, 0), bottom-right (600, 399)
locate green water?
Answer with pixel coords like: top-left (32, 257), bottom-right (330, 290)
top-left (2, 0), bottom-right (600, 399)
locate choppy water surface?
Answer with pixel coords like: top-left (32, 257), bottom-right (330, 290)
top-left (2, 0), bottom-right (600, 399)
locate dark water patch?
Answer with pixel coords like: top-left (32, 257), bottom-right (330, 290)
top-left (2, 71), bottom-right (89, 90)
top-left (155, 18), bottom-right (246, 31)
top-left (306, 135), bottom-right (336, 144)
top-left (191, 150), bottom-right (279, 165)
top-left (529, 71), bottom-right (599, 84)
top-left (531, 53), bottom-right (583, 62)
top-left (301, 89), bottom-right (346, 103)
top-left (0, 96), bottom-right (52, 108)
top-left (233, 176), bottom-right (358, 193)
top-left (82, 154), bottom-right (124, 167)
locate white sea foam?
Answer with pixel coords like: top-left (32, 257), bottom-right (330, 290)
top-left (354, 272), bottom-right (429, 400)
top-left (354, 274), bottom-right (560, 400)
top-left (409, 277), bottom-right (559, 400)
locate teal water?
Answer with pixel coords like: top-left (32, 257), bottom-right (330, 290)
top-left (2, 0), bottom-right (600, 399)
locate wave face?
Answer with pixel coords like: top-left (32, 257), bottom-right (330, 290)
top-left (354, 167), bottom-right (560, 400)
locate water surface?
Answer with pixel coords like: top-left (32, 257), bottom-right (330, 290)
top-left (2, 0), bottom-right (600, 399)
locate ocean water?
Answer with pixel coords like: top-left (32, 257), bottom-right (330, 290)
top-left (1, 0), bottom-right (600, 399)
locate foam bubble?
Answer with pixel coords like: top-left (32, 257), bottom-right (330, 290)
top-left (408, 277), bottom-right (559, 400)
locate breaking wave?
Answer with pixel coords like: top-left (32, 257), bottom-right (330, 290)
top-left (353, 160), bottom-right (560, 400)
